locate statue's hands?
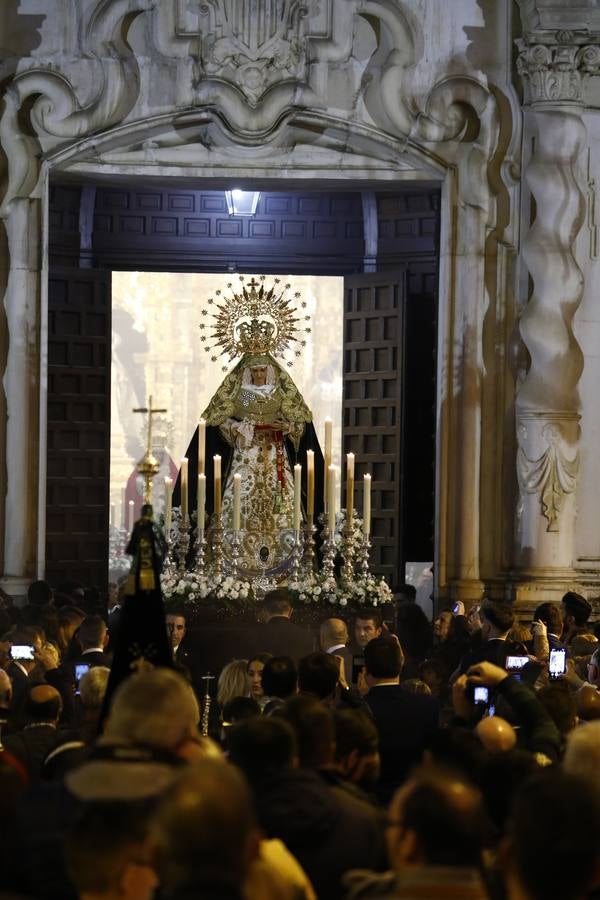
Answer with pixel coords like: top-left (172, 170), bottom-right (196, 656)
top-left (272, 420), bottom-right (290, 434)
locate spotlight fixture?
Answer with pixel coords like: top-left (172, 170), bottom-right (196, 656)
top-left (225, 189), bottom-right (261, 217)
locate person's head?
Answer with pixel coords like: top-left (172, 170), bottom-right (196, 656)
top-left (246, 654), bottom-right (271, 701)
top-left (79, 666), bottom-right (110, 711)
top-left (250, 364), bottom-right (268, 386)
top-left (576, 683), bottom-right (600, 721)
top-left (78, 615), bottom-right (109, 651)
top-left (423, 727), bottom-right (487, 785)
top-left (27, 580), bottom-right (53, 607)
top-left (56, 606), bottom-right (86, 652)
top-left (479, 601), bottom-right (514, 640)
top-left (227, 715), bottom-right (297, 781)
top-left (333, 709), bottom-right (380, 789)
top-left (364, 635), bottom-right (404, 685)
top-left (386, 768), bottom-right (489, 870)
top-left (261, 656), bottom-right (297, 700)
top-left (395, 583), bottom-right (417, 603)
top-left (563, 721), bottom-right (600, 789)
top-left (433, 611), bottom-right (452, 642)
top-left (217, 659), bottom-right (250, 707)
top-left (475, 716), bottom-right (517, 753)
top-left (537, 681), bottom-right (578, 736)
top-left (152, 759), bottom-right (260, 895)
top-left (561, 591), bottom-right (592, 630)
top-left (165, 612), bottom-right (186, 651)
top-left (506, 770), bottom-right (600, 900)
top-left (319, 617), bottom-right (349, 651)
top-left (354, 609), bottom-right (383, 649)
top-left (221, 697), bottom-right (261, 727)
top-left (262, 588), bottom-right (293, 620)
top-left (533, 602), bottom-right (563, 636)
top-left (297, 651), bottom-right (338, 701)
top-left (24, 684), bottom-right (63, 725)
top-left (66, 803), bottom-right (157, 900)
top-left (104, 668), bottom-right (199, 752)
top-left (277, 694), bottom-right (335, 769)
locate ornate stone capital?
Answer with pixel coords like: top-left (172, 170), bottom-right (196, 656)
top-left (516, 32), bottom-right (600, 104)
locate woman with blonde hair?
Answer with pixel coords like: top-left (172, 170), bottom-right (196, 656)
top-left (217, 659), bottom-right (250, 708)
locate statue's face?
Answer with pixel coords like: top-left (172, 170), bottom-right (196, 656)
top-left (250, 365), bottom-right (268, 386)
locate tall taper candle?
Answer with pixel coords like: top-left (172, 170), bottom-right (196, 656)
top-left (180, 458), bottom-right (189, 520)
top-left (164, 477), bottom-right (173, 534)
top-left (328, 464), bottom-right (336, 534)
top-left (346, 452), bottom-right (355, 520)
top-left (197, 474), bottom-right (206, 531)
top-left (110, 503), bottom-right (115, 528)
top-left (121, 488), bottom-right (126, 528)
top-left (363, 473), bottom-right (372, 535)
top-left (233, 473), bottom-right (241, 531)
top-left (214, 455), bottom-right (222, 517)
top-left (306, 450), bottom-right (315, 522)
top-left (128, 500), bottom-right (134, 532)
top-left (293, 464), bottom-right (302, 532)
top-left (324, 417), bottom-right (333, 509)
top-left (198, 418), bottom-right (206, 476)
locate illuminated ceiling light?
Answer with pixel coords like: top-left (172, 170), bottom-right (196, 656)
top-left (225, 189), bottom-right (261, 216)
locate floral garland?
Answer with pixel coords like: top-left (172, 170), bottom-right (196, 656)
top-left (289, 572), bottom-right (393, 609)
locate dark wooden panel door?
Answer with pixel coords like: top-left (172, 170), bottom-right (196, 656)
top-left (343, 272), bottom-right (407, 589)
top-left (46, 268), bottom-right (111, 591)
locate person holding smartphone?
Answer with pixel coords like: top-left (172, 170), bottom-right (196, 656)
top-left (6, 628), bottom-right (41, 708)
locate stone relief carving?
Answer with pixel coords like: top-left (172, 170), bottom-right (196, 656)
top-left (516, 32), bottom-right (600, 104)
top-left (517, 423), bottom-right (579, 532)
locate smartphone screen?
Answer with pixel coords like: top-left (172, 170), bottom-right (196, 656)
top-left (506, 655), bottom-right (529, 670)
top-left (74, 663), bottom-right (90, 692)
top-left (549, 649), bottom-right (566, 678)
top-left (473, 686), bottom-right (489, 704)
top-left (10, 644), bottom-right (35, 660)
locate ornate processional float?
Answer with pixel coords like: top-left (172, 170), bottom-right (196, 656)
top-left (130, 276), bottom-right (392, 616)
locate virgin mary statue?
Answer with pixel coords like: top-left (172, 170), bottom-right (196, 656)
top-left (173, 277), bottom-right (324, 580)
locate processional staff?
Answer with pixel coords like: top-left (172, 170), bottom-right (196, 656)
top-left (132, 395), bottom-right (167, 506)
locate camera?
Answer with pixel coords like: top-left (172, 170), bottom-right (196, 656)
top-left (10, 644), bottom-right (35, 661)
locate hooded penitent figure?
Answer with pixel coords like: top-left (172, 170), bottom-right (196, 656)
top-left (173, 281), bottom-right (324, 578)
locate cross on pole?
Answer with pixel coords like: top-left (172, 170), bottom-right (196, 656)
top-left (133, 395), bottom-right (167, 457)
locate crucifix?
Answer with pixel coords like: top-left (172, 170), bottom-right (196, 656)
top-left (133, 395), bottom-right (167, 506)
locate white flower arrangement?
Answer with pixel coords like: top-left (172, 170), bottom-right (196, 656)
top-left (161, 570), bottom-right (253, 610)
top-left (289, 572), bottom-right (393, 609)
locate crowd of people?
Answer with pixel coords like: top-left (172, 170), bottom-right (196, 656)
top-left (0, 579), bottom-right (599, 900)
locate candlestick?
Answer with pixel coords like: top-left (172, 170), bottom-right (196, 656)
top-left (346, 452), bottom-right (355, 520)
top-left (214, 455), bottom-right (222, 518)
top-left (128, 500), bottom-right (134, 532)
top-left (233, 473), bottom-right (241, 531)
top-left (164, 477), bottom-right (173, 535)
top-left (328, 464), bottom-right (336, 534)
top-left (293, 464), bottom-right (302, 532)
top-left (180, 458), bottom-right (189, 521)
top-left (363, 473), bottom-right (372, 535)
top-left (324, 417), bottom-right (332, 509)
top-left (306, 450), bottom-right (314, 523)
top-left (197, 474), bottom-right (206, 531)
top-left (198, 418), bottom-right (206, 476)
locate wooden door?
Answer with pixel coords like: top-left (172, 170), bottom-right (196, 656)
top-left (46, 268), bottom-right (112, 590)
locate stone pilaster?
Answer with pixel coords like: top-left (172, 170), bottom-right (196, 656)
top-left (512, 28), bottom-right (600, 605)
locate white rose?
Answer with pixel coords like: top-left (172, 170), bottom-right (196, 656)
top-left (313, 586), bottom-right (322, 596)
top-left (340, 598), bottom-right (347, 606)
top-left (188, 592), bottom-right (195, 600)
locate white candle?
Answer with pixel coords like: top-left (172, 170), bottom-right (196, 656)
top-left (346, 452), bottom-right (355, 520)
top-left (164, 477), bottom-right (173, 535)
top-left (328, 464), bottom-right (336, 534)
top-left (324, 417), bottom-right (332, 509)
top-left (110, 503), bottom-right (115, 527)
top-left (198, 418), bottom-right (206, 476)
top-left (128, 500), bottom-right (134, 532)
top-left (121, 488), bottom-right (126, 528)
top-left (293, 464), bottom-right (302, 532)
top-left (363, 473), bottom-right (372, 535)
top-left (197, 474), bottom-right (206, 531)
top-left (180, 458), bottom-right (189, 520)
top-left (306, 450), bottom-right (314, 523)
top-left (233, 473), bottom-right (241, 531)
top-left (214, 455), bottom-right (222, 517)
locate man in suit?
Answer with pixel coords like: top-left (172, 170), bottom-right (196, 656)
top-left (73, 615), bottom-right (111, 668)
top-left (346, 608), bottom-right (383, 686)
top-left (245, 589), bottom-right (314, 664)
top-left (3, 684), bottom-right (64, 780)
top-left (320, 617), bottom-right (353, 686)
top-left (364, 636), bottom-right (439, 803)
top-left (459, 600), bottom-right (519, 673)
top-left (532, 602), bottom-right (565, 652)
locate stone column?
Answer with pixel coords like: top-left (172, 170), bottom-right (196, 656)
top-left (513, 31), bottom-right (600, 605)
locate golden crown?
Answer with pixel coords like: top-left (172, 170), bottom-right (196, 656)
top-left (199, 275), bottom-right (311, 370)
